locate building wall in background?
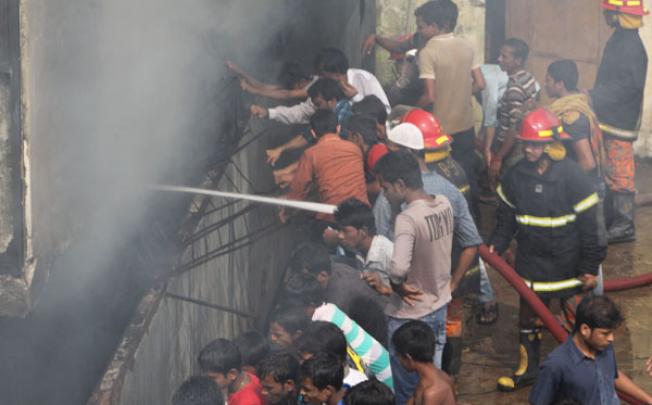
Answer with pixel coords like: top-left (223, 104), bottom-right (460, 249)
top-left (373, 0), bottom-right (486, 87)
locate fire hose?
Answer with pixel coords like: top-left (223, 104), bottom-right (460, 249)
top-left (604, 273), bottom-right (652, 292)
top-left (479, 245), bottom-right (647, 405)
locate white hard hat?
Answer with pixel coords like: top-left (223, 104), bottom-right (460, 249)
top-left (387, 123), bottom-right (424, 150)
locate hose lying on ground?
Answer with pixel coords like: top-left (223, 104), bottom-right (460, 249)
top-left (478, 244), bottom-right (645, 405)
top-left (604, 273), bottom-right (652, 292)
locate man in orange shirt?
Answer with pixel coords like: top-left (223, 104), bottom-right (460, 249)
top-left (285, 109), bottom-right (369, 238)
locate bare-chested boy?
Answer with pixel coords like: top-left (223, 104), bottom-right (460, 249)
top-left (392, 320), bottom-right (456, 405)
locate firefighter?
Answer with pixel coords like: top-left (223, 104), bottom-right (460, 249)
top-left (591, 0), bottom-right (648, 243)
top-left (489, 108), bottom-right (607, 392)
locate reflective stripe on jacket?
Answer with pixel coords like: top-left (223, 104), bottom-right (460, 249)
top-left (490, 158), bottom-right (606, 286)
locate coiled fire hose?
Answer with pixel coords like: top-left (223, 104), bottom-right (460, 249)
top-left (479, 245), bottom-right (647, 405)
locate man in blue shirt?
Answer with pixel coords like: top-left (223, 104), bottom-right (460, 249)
top-left (529, 295), bottom-right (652, 405)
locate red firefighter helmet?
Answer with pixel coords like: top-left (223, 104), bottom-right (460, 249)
top-left (518, 108), bottom-right (571, 142)
top-left (402, 109), bottom-right (452, 150)
top-left (367, 143), bottom-right (389, 172)
top-left (602, 0), bottom-right (649, 16)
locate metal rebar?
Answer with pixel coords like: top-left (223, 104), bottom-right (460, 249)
top-left (179, 222), bottom-right (286, 273)
top-left (165, 292), bottom-right (256, 319)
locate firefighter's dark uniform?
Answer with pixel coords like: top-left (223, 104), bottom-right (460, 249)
top-left (591, 26), bottom-right (648, 242)
top-left (491, 157), bottom-right (607, 391)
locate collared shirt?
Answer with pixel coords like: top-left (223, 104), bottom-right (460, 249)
top-left (495, 69), bottom-right (539, 143)
top-left (529, 337), bottom-right (619, 405)
top-left (479, 64), bottom-right (509, 128)
top-left (418, 33), bottom-right (478, 134)
top-left (288, 134), bottom-right (369, 221)
top-left (356, 235), bottom-right (394, 283)
top-left (347, 68), bottom-right (391, 114)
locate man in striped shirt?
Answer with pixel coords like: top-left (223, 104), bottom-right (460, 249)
top-left (488, 38), bottom-right (539, 186)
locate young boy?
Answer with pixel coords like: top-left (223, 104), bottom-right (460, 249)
top-left (258, 351), bottom-right (301, 405)
top-left (392, 321), bottom-right (456, 405)
top-left (197, 338), bottom-right (264, 405)
top-left (300, 352), bottom-right (349, 405)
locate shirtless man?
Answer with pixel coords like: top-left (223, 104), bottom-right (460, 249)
top-left (391, 320), bottom-right (456, 405)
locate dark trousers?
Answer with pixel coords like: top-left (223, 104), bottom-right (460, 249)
top-left (450, 127), bottom-right (480, 217)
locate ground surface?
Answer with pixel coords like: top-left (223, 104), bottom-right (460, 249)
top-left (456, 160), bottom-right (652, 404)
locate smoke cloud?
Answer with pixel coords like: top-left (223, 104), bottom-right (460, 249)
top-left (1, 0), bottom-right (302, 403)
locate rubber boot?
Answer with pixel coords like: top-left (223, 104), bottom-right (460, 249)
top-left (607, 192), bottom-right (636, 244)
top-left (497, 329), bottom-right (541, 392)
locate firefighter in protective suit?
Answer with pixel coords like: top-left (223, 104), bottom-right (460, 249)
top-left (489, 108), bottom-right (607, 392)
top-left (591, 0), bottom-right (648, 243)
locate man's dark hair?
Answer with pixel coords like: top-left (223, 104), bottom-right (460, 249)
top-left (351, 96), bottom-right (388, 125)
top-left (234, 330), bottom-right (270, 369)
top-left (290, 242), bottom-right (332, 275)
top-left (198, 338), bottom-right (241, 374)
top-left (334, 198), bottom-right (376, 235)
top-left (315, 47), bottom-right (349, 75)
top-left (295, 321), bottom-right (347, 364)
top-left (414, 0), bottom-right (458, 32)
top-left (271, 305), bottom-right (310, 335)
top-left (308, 78), bottom-right (346, 102)
top-left (258, 351), bottom-right (301, 384)
top-left (391, 320), bottom-right (435, 362)
top-left (272, 148), bottom-right (304, 170)
top-left (573, 295), bottom-right (624, 333)
top-left (172, 376), bottom-right (224, 405)
top-left (346, 115), bottom-right (379, 146)
top-left (300, 352), bottom-right (344, 391)
top-left (375, 150), bottom-right (423, 189)
top-left (281, 275), bottom-right (324, 307)
top-left (547, 59), bottom-right (579, 92)
top-left (278, 61), bottom-right (311, 90)
top-left (503, 37), bottom-right (530, 64)
top-left (343, 379), bottom-right (395, 405)
top-left (309, 109), bottom-right (339, 138)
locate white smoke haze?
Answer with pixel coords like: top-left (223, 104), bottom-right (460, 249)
top-left (1, 0), bottom-right (302, 403)
top-left (31, 0), bottom-right (295, 286)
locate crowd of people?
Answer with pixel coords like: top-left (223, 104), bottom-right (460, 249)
top-left (172, 1), bottom-right (652, 404)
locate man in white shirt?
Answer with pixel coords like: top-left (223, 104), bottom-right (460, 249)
top-left (251, 48), bottom-right (391, 125)
top-left (334, 198), bottom-right (393, 285)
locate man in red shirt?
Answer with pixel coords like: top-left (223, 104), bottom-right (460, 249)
top-left (285, 109), bottom-right (369, 238)
top-left (198, 338), bottom-right (265, 405)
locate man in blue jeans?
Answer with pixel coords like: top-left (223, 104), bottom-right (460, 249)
top-left (374, 151), bottom-right (455, 405)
